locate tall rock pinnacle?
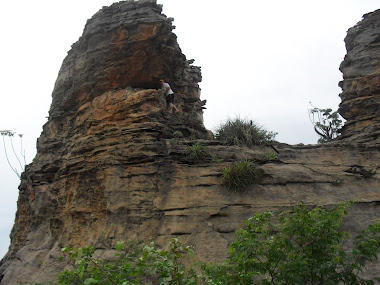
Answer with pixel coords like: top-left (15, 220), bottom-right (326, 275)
top-left (50, 0), bottom-right (203, 121)
top-left (339, 9), bottom-right (380, 144)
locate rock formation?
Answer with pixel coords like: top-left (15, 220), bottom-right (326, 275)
top-left (0, 2), bottom-right (379, 284)
top-left (338, 9), bottom-right (380, 144)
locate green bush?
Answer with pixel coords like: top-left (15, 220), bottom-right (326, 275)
top-left (189, 142), bottom-right (209, 162)
top-left (56, 202), bottom-right (380, 285)
top-left (215, 117), bottom-right (277, 147)
top-left (222, 159), bottom-right (263, 191)
top-left (58, 239), bottom-right (199, 285)
top-left (204, 201), bottom-right (380, 285)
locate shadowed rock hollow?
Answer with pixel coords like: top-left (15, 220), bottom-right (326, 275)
top-left (0, 2), bottom-right (379, 284)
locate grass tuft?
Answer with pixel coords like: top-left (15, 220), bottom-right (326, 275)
top-left (222, 159), bottom-right (264, 191)
top-left (215, 116), bottom-right (277, 147)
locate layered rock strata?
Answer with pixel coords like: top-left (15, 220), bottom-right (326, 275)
top-left (0, 2), bottom-right (380, 284)
top-left (50, 0), bottom-right (204, 123)
top-left (339, 9), bottom-right (380, 144)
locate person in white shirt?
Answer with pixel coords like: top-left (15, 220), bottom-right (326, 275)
top-left (160, 79), bottom-right (179, 114)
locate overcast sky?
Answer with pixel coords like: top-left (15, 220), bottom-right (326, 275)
top-left (0, 0), bottom-right (379, 259)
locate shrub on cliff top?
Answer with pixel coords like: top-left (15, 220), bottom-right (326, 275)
top-left (308, 103), bottom-right (343, 143)
top-left (215, 117), bottom-right (277, 147)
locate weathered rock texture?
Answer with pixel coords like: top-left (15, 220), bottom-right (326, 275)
top-left (339, 9), bottom-right (380, 144)
top-left (50, 0), bottom-right (204, 123)
top-left (1, 2), bottom-right (380, 284)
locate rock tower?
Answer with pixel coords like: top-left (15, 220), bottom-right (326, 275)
top-left (339, 9), bottom-right (380, 144)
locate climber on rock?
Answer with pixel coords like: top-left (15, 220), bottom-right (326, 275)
top-left (160, 79), bottom-right (180, 114)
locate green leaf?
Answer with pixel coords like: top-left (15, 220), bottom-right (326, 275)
top-left (115, 241), bottom-right (124, 252)
top-left (84, 277), bottom-right (99, 284)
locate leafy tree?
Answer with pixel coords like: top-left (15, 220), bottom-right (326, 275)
top-left (308, 104), bottom-right (343, 143)
top-left (56, 202), bottom-right (380, 285)
top-left (205, 201), bottom-right (380, 285)
top-left (215, 117), bottom-right (277, 147)
top-left (0, 130), bottom-right (26, 178)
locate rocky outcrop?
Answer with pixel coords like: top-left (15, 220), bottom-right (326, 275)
top-left (338, 9), bottom-right (380, 144)
top-left (0, 2), bottom-right (380, 284)
top-left (49, 0), bottom-right (203, 121)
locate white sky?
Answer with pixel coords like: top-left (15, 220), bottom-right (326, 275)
top-left (0, 0), bottom-right (379, 259)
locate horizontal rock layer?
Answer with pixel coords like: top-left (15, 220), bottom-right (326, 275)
top-left (49, 0), bottom-right (202, 118)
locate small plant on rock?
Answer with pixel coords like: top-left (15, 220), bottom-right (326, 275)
top-left (308, 103), bottom-right (343, 143)
top-left (211, 153), bottom-right (223, 163)
top-left (170, 130), bottom-right (184, 145)
top-left (173, 130), bottom-right (184, 139)
top-left (215, 116), bottom-right (277, 147)
top-left (189, 142), bottom-right (209, 162)
top-left (222, 159), bottom-right (263, 191)
top-left (264, 152), bottom-right (278, 161)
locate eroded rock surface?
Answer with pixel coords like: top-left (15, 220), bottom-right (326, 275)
top-left (50, 0), bottom-right (202, 119)
top-left (0, 2), bottom-right (380, 284)
top-left (339, 9), bottom-right (380, 144)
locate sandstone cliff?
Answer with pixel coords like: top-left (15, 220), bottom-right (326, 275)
top-left (339, 9), bottom-right (380, 144)
top-left (1, 2), bottom-right (379, 284)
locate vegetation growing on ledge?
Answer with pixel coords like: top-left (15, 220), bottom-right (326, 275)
top-left (188, 142), bottom-right (209, 163)
top-left (222, 159), bottom-right (264, 191)
top-left (308, 104), bottom-right (343, 143)
top-left (214, 117), bottom-right (277, 147)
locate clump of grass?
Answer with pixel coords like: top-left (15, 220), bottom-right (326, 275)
top-left (211, 153), bottom-right (223, 163)
top-left (265, 152), bottom-right (278, 160)
top-left (173, 131), bottom-right (184, 138)
top-left (215, 116), bottom-right (277, 147)
top-left (189, 142), bottom-right (209, 162)
top-left (222, 159), bottom-right (264, 191)
top-left (170, 131), bottom-right (184, 145)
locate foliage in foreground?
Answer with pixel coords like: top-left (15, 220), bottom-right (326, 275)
top-left (308, 104), bottom-right (343, 143)
top-left (214, 117), bottom-right (277, 147)
top-left (206, 201), bottom-right (380, 285)
top-left (59, 238), bottom-right (199, 285)
top-left (57, 202), bottom-right (380, 285)
top-left (222, 159), bottom-right (264, 191)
